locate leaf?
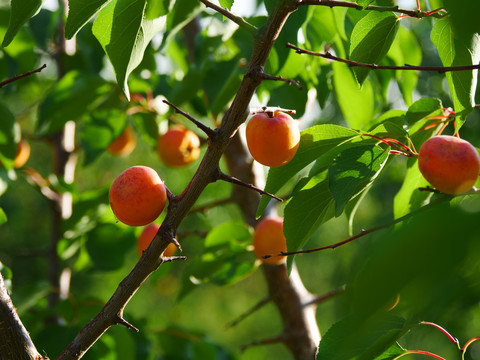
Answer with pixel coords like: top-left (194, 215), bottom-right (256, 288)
top-left (405, 97), bottom-right (443, 126)
top-left (0, 207), bottom-right (7, 225)
top-left (65, 0), bottom-right (111, 39)
top-left (373, 343), bottom-right (407, 360)
top-left (431, 18), bottom-right (480, 129)
top-left (162, 0), bottom-right (203, 48)
top-left (356, 0), bottom-right (375, 9)
top-left (349, 11), bottom-right (399, 84)
top-left (145, 0), bottom-right (175, 19)
top-left (92, 0), bottom-right (166, 100)
top-left (86, 223), bottom-right (135, 271)
top-left (0, 103), bottom-right (18, 170)
top-left (36, 71), bottom-right (112, 135)
top-left (257, 124), bottom-right (359, 217)
top-left (284, 171), bottom-right (335, 255)
top-left (329, 145), bottom-right (389, 217)
top-left (333, 62), bottom-right (374, 129)
top-left (2, 0), bottom-right (44, 47)
top-left (316, 313), bottom-right (407, 360)
top-left (219, 0), bottom-right (233, 10)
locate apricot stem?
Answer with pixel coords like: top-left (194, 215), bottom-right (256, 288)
top-left (462, 336), bottom-right (480, 354)
top-left (163, 99), bottom-right (217, 139)
top-left (393, 350), bottom-right (446, 360)
top-left (216, 169), bottom-right (283, 202)
top-left (420, 322), bottom-right (460, 347)
top-left (249, 106), bottom-right (297, 116)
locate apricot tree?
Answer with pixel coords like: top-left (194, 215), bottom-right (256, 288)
top-left (1, 0), bottom-right (480, 360)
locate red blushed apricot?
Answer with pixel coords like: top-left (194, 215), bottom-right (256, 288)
top-left (246, 111), bottom-right (300, 167)
top-left (157, 125), bottom-right (201, 167)
top-left (253, 217), bottom-right (287, 265)
top-left (107, 125), bottom-right (137, 156)
top-left (109, 166), bottom-right (167, 226)
top-left (137, 223), bottom-right (177, 257)
top-left (418, 135), bottom-right (480, 195)
top-left (13, 140), bottom-right (31, 168)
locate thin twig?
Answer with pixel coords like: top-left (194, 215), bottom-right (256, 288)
top-left (0, 64), bottom-right (47, 88)
top-left (216, 170), bottom-right (283, 202)
top-left (304, 285), bottom-right (346, 307)
top-left (240, 334), bottom-right (287, 352)
top-left (199, 0), bottom-right (257, 34)
top-left (263, 197), bottom-right (448, 259)
top-left (260, 73), bottom-right (302, 90)
top-left (163, 99), bottom-right (217, 138)
top-left (298, 0), bottom-right (447, 19)
top-left (287, 43), bottom-right (480, 73)
top-left (227, 296), bottom-right (271, 328)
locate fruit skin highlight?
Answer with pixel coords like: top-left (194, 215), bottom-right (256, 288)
top-left (157, 125), bottom-right (201, 167)
top-left (246, 111), bottom-right (300, 167)
top-left (109, 166), bottom-right (167, 226)
top-left (253, 217), bottom-right (287, 265)
top-left (107, 125), bottom-right (137, 156)
top-left (418, 135), bottom-right (480, 195)
top-left (137, 223), bottom-right (177, 257)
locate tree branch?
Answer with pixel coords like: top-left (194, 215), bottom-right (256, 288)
top-left (287, 43), bottom-right (480, 73)
top-left (0, 64), bottom-right (47, 88)
top-left (298, 0), bottom-right (447, 19)
top-left (198, 0), bottom-right (257, 34)
top-left (259, 72), bottom-right (303, 89)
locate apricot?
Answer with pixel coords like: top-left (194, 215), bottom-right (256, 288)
top-left (253, 216), bottom-right (287, 265)
top-left (246, 111), bottom-right (300, 167)
top-left (157, 125), bottom-right (201, 167)
top-left (107, 125), bottom-right (137, 156)
top-left (109, 166), bottom-right (167, 226)
top-left (13, 140), bottom-right (30, 168)
top-left (418, 135), bottom-right (480, 195)
top-left (137, 223), bottom-right (177, 257)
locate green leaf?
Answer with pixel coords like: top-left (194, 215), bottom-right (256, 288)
top-left (349, 11), bottom-right (399, 84)
top-left (65, 0), bottom-right (111, 39)
top-left (284, 171), bottom-right (335, 255)
top-left (145, 0), bottom-right (175, 19)
top-left (0, 207), bottom-right (7, 225)
top-left (86, 223), bottom-right (135, 271)
top-left (92, 0), bottom-right (166, 100)
top-left (405, 97), bottom-right (443, 126)
top-left (257, 125), bottom-right (359, 217)
top-left (0, 103), bottom-right (18, 169)
top-left (162, 0), bottom-right (203, 48)
top-left (431, 18), bottom-right (480, 129)
top-left (36, 71), bottom-right (112, 135)
top-left (219, 0), bottom-right (233, 10)
top-left (356, 0), bottom-right (374, 9)
top-left (333, 62), bottom-right (374, 129)
top-left (317, 313), bottom-right (406, 360)
top-left (2, 0), bottom-right (44, 47)
top-left (329, 145), bottom-right (389, 217)
top-left (373, 343), bottom-right (407, 360)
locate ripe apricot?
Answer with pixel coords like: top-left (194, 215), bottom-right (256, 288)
top-left (418, 135), bottom-right (480, 195)
top-left (246, 111), bottom-right (300, 167)
top-left (107, 125), bottom-right (137, 156)
top-left (13, 140), bottom-right (30, 168)
top-left (109, 166), bottom-right (167, 226)
top-left (137, 223), bottom-right (177, 257)
top-left (253, 217), bottom-right (287, 265)
top-left (157, 125), bottom-right (201, 167)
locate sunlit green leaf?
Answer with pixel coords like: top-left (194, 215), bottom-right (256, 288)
top-left (2, 0), bottom-right (44, 47)
top-left (65, 0), bottom-right (111, 39)
top-left (219, 0), bottom-right (233, 10)
top-left (0, 207), bottom-right (6, 225)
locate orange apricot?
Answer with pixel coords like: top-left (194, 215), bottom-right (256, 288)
top-left (253, 216), bottom-right (287, 265)
top-left (109, 166), bottom-right (167, 226)
top-left (13, 140), bottom-right (31, 168)
top-left (418, 135), bottom-right (480, 194)
top-left (137, 223), bottom-right (177, 257)
top-left (107, 125), bottom-right (137, 156)
top-left (157, 125), bottom-right (200, 167)
top-left (246, 111), bottom-right (300, 167)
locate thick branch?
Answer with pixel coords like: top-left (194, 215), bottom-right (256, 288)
top-left (287, 43), bottom-right (480, 73)
top-left (58, 1), bottom-right (302, 359)
top-left (0, 274), bottom-right (47, 360)
top-left (298, 0), bottom-right (447, 19)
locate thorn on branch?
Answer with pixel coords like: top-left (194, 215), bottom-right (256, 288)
top-left (240, 334), bottom-right (287, 352)
top-left (259, 72), bottom-right (302, 90)
top-left (162, 99), bottom-right (217, 139)
top-left (304, 285), bottom-right (347, 307)
top-left (115, 315), bottom-right (139, 332)
top-left (215, 169), bottom-right (283, 202)
top-left (162, 255), bottom-right (187, 263)
top-left (0, 64), bottom-right (47, 88)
